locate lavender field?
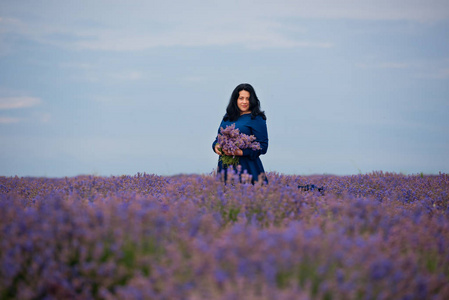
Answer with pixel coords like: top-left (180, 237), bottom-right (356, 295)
top-left (1, 171), bottom-right (448, 299)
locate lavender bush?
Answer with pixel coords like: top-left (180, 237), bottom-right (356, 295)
top-left (216, 124), bottom-right (261, 167)
top-left (1, 171), bottom-right (448, 299)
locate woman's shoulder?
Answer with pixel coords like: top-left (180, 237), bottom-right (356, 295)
top-left (245, 114), bottom-right (266, 130)
top-left (251, 113), bottom-right (267, 122)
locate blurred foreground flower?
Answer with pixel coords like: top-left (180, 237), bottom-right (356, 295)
top-left (217, 124), bottom-right (261, 167)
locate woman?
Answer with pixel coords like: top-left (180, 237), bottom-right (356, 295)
top-left (212, 83), bottom-right (268, 183)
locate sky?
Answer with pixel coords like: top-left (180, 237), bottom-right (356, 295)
top-left (1, 0), bottom-right (448, 177)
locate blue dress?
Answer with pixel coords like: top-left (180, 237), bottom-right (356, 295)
top-left (212, 114), bottom-right (268, 183)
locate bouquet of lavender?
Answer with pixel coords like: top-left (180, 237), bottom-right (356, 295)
top-left (217, 124), bottom-right (261, 167)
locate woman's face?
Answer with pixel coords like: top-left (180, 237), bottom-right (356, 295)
top-left (237, 90), bottom-right (251, 114)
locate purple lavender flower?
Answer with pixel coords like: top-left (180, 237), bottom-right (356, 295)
top-left (1, 172), bottom-right (449, 299)
top-left (216, 124), bottom-right (261, 167)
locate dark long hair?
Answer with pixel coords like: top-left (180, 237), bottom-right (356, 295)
top-left (223, 83), bottom-right (267, 122)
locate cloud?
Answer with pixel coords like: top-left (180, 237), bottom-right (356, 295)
top-left (109, 71), bottom-right (143, 81)
top-left (47, 18), bottom-right (331, 51)
top-left (35, 112), bottom-right (51, 123)
top-left (356, 62), bottom-right (409, 69)
top-left (77, 70), bottom-right (145, 83)
top-left (59, 62), bottom-right (94, 70)
top-left (414, 60), bottom-right (449, 79)
top-left (0, 1), bottom-right (334, 51)
top-left (356, 58), bottom-right (449, 80)
top-left (0, 116), bottom-right (21, 124)
top-left (1, 1), bottom-right (448, 51)
top-left (430, 68), bottom-right (449, 79)
top-left (269, 0), bottom-right (449, 21)
top-left (0, 97), bottom-right (41, 110)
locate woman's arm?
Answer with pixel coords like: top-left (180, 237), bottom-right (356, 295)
top-left (212, 137), bottom-right (219, 154)
top-left (212, 121), bottom-right (225, 155)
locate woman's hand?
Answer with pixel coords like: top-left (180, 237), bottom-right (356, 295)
top-left (215, 144), bottom-right (243, 156)
top-left (214, 144), bottom-right (222, 155)
top-left (232, 149), bottom-right (243, 156)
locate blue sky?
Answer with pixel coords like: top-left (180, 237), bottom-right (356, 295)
top-left (1, 0), bottom-right (448, 177)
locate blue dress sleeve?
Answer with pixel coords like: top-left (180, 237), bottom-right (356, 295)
top-left (212, 136), bottom-right (218, 152)
top-left (242, 116), bottom-right (268, 160)
top-left (212, 121), bottom-right (224, 153)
